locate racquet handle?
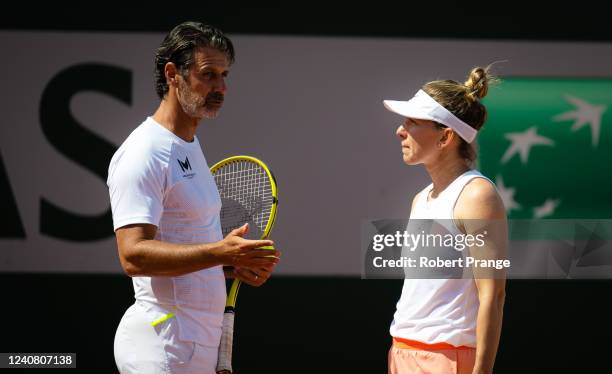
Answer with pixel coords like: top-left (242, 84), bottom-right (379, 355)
top-left (216, 311), bottom-right (235, 373)
top-left (258, 245), bottom-right (276, 258)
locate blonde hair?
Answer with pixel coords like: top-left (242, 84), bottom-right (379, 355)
top-left (422, 65), bottom-right (498, 163)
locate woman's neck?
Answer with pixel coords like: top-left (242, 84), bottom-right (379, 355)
top-left (425, 156), bottom-right (470, 199)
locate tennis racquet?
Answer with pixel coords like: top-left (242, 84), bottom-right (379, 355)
top-left (211, 155), bottom-right (278, 374)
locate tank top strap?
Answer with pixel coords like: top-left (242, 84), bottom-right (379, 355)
top-left (442, 170), bottom-right (492, 212)
top-left (412, 170), bottom-right (493, 220)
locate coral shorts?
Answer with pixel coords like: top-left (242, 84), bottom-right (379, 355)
top-left (388, 337), bottom-right (476, 374)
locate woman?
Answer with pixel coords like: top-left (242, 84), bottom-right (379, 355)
top-left (383, 67), bottom-right (507, 374)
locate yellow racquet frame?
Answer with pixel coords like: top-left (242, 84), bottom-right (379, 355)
top-left (210, 155), bottom-right (278, 309)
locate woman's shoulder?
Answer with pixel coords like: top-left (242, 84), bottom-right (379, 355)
top-left (455, 177), bottom-right (506, 220)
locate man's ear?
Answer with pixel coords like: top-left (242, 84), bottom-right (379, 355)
top-left (165, 62), bottom-right (179, 87)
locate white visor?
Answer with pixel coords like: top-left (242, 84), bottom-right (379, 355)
top-left (383, 89), bottom-right (477, 143)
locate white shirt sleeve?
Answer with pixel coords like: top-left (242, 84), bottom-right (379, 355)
top-left (108, 146), bottom-right (167, 231)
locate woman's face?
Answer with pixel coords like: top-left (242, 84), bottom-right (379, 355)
top-left (396, 117), bottom-right (443, 165)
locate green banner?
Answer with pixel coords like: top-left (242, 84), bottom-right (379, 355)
top-left (480, 78), bottom-right (611, 219)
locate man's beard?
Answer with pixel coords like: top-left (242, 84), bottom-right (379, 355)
top-left (177, 80), bottom-right (224, 119)
top-left (202, 92), bottom-right (225, 119)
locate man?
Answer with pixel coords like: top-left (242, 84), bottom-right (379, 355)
top-left (108, 21), bottom-right (280, 373)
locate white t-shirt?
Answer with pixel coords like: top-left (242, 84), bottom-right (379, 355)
top-left (108, 117), bottom-right (226, 347)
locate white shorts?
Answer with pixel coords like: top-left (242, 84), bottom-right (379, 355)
top-left (114, 303), bottom-right (218, 373)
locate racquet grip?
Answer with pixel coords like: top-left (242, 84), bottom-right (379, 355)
top-left (216, 310), bottom-right (235, 373)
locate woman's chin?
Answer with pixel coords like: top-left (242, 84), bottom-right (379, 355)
top-left (402, 155), bottom-right (418, 165)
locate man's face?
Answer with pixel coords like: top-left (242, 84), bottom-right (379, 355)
top-left (176, 47), bottom-right (230, 120)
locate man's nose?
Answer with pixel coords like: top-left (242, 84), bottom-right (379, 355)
top-left (214, 76), bottom-right (227, 94)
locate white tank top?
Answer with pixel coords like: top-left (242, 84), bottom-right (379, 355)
top-left (389, 169), bottom-right (493, 347)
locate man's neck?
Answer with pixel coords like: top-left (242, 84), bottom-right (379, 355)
top-left (152, 99), bottom-right (200, 142)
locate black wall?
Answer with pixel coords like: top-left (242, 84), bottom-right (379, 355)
top-left (3, 3), bottom-right (612, 42)
top-left (2, 274), bottom-right (609, 373)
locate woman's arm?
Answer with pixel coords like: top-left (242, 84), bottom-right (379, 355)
top-left (455, 178), bottom-right (508, 374)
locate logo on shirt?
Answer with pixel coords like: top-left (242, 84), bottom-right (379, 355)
top-left (178, 157), bottom-right (192, 172)
top-left (178, 157), bottom-right (195, 179)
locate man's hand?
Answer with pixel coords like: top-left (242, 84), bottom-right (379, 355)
top-left (233, 264), bottom-right (276, 286)
top-left (218, 223), bottom-right (280, 273)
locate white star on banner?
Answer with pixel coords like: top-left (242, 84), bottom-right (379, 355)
top-left (501, 127), bottom-right (554, 164)
top-left (495, 175), bottom-right (521, 212)
top-left (553, 95), bottom-right (607, 147)
top-left (533, 198), bottom-right (561, 218)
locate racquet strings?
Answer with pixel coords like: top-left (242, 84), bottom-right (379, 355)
top-left (213, 160), bottom-right (274, 240)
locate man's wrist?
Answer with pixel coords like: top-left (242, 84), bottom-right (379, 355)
top-left (223, 266), bottom-right (235, 278)
top-left (196, 240), bottom-right (227, 268)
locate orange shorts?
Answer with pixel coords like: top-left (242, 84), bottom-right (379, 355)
top-left (388, 338), bottom-right (476, 374)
